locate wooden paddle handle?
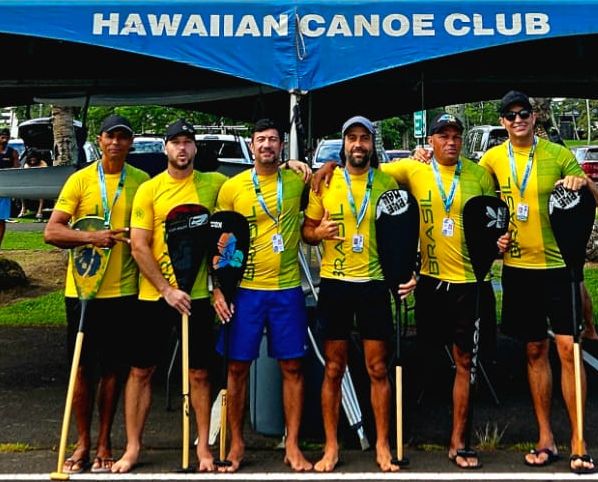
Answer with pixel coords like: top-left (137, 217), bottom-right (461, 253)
top-left (181, 313), bottom-right (190, 470)
top-left (395, 366), bottom-right (403, 461)
top-left (573, 342), bottom-right (584, 455)
top-left (219, 390), bottom-right (228, 461)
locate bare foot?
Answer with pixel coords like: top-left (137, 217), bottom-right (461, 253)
top-left (376, 444), bottom-right (400, 472)
top-left (197, 447), bottom-right (215, 472)
top-left (217, 446), bottom-right (244, 473)
top-left (283, 445), bottom-right (313, 472)
top-left (314, 448), bottom-right (339, 472)
top-left (111, 449), bottom-right (139, 473)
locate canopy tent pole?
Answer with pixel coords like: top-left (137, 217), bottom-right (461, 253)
top-left (289, 90), bottom-right (301, 160)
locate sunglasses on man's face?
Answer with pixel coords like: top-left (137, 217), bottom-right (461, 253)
top-left (503, 109), bottom-right (532, 122)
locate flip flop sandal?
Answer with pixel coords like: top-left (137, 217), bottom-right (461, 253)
top-left (91, 456), bottom-right (115, 473)
top-left (63, 457), bottom-right (90, 474)
top-left (524, 448), bottom-right (560, 467)
top-left (449, 448), bottom-right (483, 469)
top-left (570, 454), bottom-right (597, 474)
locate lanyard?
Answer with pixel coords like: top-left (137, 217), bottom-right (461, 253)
top-left (251, 168), bottom-right (282, 226)
top-left (431, 157), bottom-right (462, 215)
top-left (343, 168), bottom-right (374, 230)
top-left (97, 161), bottom-right (126, 228)
top-left (508, 136), bottom-right (537, 198)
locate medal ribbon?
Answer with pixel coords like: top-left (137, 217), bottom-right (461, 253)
top-left (508, 136), bottom-right (537, 198)
top-left (251, 168), bottom-right (282, 226)
top-left (343, 168), bottom-right (374, 230)
top-left (97, 161), bottom-right (126, 228)
top-left (431, 157), bottom-right (461, 215)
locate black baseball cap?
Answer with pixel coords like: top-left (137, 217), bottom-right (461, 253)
top-left (428, 113), bottom-right (464, 135)
top-left (499, 90), bottom-right (533, 116)
top-left (99, 115), bottom-right (133, 136)
top-left (165, 119), bottom-right (196, 142)
top-left (0, 127), bottom-right (10, 136)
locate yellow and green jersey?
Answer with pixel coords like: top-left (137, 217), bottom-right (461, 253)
top-left (55, 161), bottom-right (150, 298)
top-left (216, 169), bottom-right (304, 290)
top-left (131, 169), bottom-right (227, 300)
top-left (305, 167), bottom-right (397, 281)
top-left (382, 159), bottom-right (496, 282)
top-left (480, 137), bottom-right (584, 269)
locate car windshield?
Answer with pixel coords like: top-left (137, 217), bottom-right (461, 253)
top-left (586, 149), bottom-right (598, 161)
top-left (133, 140), bottom-right (164, 153)
top-left (315, 141), bottom-right (342, 164)
top-left (200, 139), bottom-right (247, 161)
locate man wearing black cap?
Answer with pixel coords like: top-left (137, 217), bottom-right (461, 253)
top-left (0, 127), bottom-right (19, 247)
top-left (382, 112), bottom-right (498, 469)
top-left (302, 115), bottom-right (415, 472)
top-left (480, 91), bottom-right (598, 474)
top-left (45, 114), bottom-right (149, 474)
top-left (112, 119), bottom-right (228, 473)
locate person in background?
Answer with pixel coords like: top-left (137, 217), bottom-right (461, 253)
top-left (0, 127), bottom-right (19, 246)
top-left (18, 147), bottom-right (48, 221)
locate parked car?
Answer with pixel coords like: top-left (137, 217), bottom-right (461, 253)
top-left (195, 133), bottom-right (253, 177)
top-left (462, 125), bottom-right (508, 162)
top-left (386, 149), bottom-right (411, 161)
top-left (132, 135), bottom-right (165, 154)
top-left (571, 145), bottom-right (598, 181)
top-left (312, 138), bottom-right (389, 169)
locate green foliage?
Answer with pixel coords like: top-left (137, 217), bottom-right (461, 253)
top-left (462, 100), bottom-right (501, 129)
top-left (0, 291), bottom-right (65, 326)
top-left (2, 231), bottom-right (52, 251)
top-left (475, 421), bottom-right (508, 451)
top-left (0, 443), bottom-right (33, 453)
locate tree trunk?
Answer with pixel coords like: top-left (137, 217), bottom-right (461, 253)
top-left (51, 105), bottom-right (78, 166)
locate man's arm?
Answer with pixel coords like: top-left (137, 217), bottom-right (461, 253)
top-left (130, 227), bottom-right (191, 315)
top-left (284, 159), bottom-right (312, 184)
top-left (44, 209), bottom-right (128, 249)
top-left (11, 148), bottom-right (19, 168)
top-left (310, 161), bottom-right (337, 194)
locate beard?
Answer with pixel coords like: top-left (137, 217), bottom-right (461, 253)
top-left (168, 156), bottom-right (193, 171)
top-left (346, 149), bottom-right (372, 168)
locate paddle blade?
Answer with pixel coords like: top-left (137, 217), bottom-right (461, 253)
top-left (208, 211), bottom-right (250, 303)
top-left (463, 196), bottom-right (509, 282)
top-left (70, 216), bottom-right (111, 301)
top-left (549, 185), bottom-right (596, 278)
top-left (165, 204), bottom-right (210, 294)
top-left (375, 189), bottom-right (420, 291)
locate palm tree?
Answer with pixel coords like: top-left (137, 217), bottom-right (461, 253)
top-left (51, 105), bottom-right (78, 166)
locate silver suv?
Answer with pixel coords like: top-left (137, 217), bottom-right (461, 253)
top-left (462, 125), bottom-right (508, 162)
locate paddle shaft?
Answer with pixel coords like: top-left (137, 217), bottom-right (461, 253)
top-left (51, 300), bottom-right (88, 480)
top-left (464, 285), bottom-right (482, 449)
top-left (569, 275), bottom-right (585, 455)
top-left (181, 312), bottom-right (190, 470)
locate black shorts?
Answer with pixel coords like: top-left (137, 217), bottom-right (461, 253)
top-left (66, 295), bottom-right (137, 373)
top-left (317, 278), bottom-right (393, 341)
top-left (414, 275), bottom-right (496, 354)
top-left (128, 298), bottom-right (216, 369)
top-left (501, 266), bottom-right (579, 342)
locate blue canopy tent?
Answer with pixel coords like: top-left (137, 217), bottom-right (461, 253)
top-left (1, 0), bottom-right (598, 138)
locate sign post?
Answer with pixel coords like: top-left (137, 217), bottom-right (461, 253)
top-left (413, 110), bottom-right (427, 145)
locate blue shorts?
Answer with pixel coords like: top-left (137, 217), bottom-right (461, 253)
top-left (216, 287), bottom-right (308, 361)
top-left (0, 197), bottom-right (10, 220)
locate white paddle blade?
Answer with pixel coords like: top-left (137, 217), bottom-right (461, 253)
top-left (208, 390), bottom-right (224, 445)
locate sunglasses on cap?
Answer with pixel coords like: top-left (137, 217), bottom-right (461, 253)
top-left (503, 109), bottom-right (532, 122)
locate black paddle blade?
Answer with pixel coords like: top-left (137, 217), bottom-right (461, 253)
top-left (549, 184), bottom-right (596, 279)
top-left (375, 189), bottom-right (420, 293)
top-left (165, 204), bottom-right (210, 294)
top-left (208, 211), bottom-right (250, 304)
top-left (463, 196), bottom-right (509, 282)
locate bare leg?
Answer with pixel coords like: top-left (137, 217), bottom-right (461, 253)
top-left (92, 371), bottom-right (121, 472)
top-left (279, 358), bottom-right (312, 471)
top-left (363, 340), bottom-right (398, 472)
top-left (63, 366), bottom-right (93, 473)
top-left (448, 345), bottom-right (479, 468)
top-left (189, 368), bottom-right (214, 472)
top-left (314, 340), bottom-right (347, 473)
top-left (0, 220), bottom-right (5, 248)
top-left (524, 340), bottom-right (558, 465)
top-left (111, 366), bottom-right (155, 473)
top-left (218, 360), bottom-right (250, 473)
top-left (581, 283), bottom-right (598, 341)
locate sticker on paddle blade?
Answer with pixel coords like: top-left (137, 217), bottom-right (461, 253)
top-left (375, 189), bottom-right (419, 293)
top-left (165, 204), bottom-right (210, 294)
top-left (463, 196), bottom-right (509, 282)
top-left (208, 211), bottom-right (250, 304)
top-left (70, 216), bottom-right (111, 301)
top-left (549, 185), bottom-right (596, 279)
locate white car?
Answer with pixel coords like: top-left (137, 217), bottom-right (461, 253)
top-left (195, 133), bottom-right (253, 176)
top-left (132, 136), bottom-right (165, 154)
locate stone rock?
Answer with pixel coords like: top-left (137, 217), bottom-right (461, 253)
top-left (0, 257), bottom-right (28, 290)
